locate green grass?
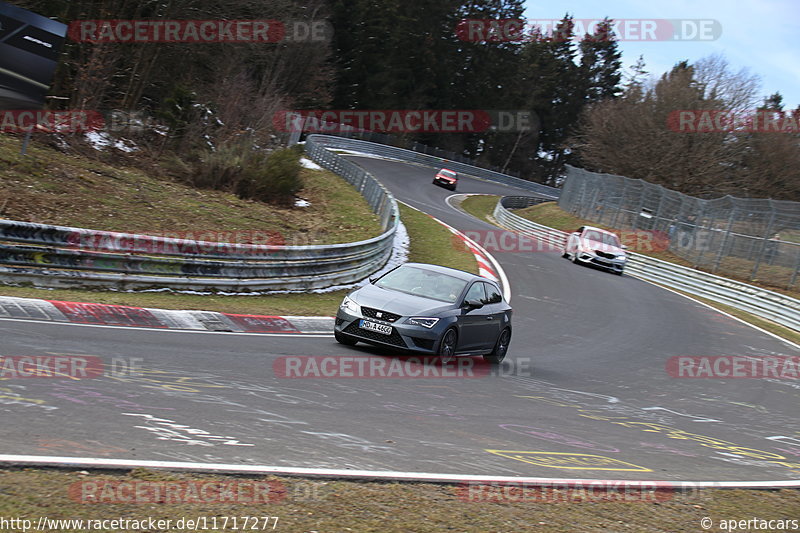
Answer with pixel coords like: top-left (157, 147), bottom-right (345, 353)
top-left (0, 468), bottom-right (798, 532)
top-left (457, 194), bottom-right (500, 224)
top-left (398, 202), bottom-right (478, 274)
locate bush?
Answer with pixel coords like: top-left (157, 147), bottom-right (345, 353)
top-left (175, 139), bottom-right (303, 206)
top-left (236, 148), bottom-right (303, 206)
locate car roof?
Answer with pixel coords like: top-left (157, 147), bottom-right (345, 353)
top-left (439, 168), bottom-right (456, 174)
top-left (401, 262), bottom-right (491, 283)
top-left (582, 226), bottom-right (618, 236)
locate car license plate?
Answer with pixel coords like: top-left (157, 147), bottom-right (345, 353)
top-left (359, 319), bottom-right (392, 335)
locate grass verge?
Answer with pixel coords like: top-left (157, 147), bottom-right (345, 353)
top-left (0, 133), bottom-right (380, 244)
top-left (0, 468), bottom-right (798, 532)
top-left (457, 194), bottom-right (500, 224)
top-left (398, 202), bottom-right (478, 275)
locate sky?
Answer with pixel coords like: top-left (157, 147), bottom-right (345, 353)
top-left (524, 0), bottom-right (800, 110)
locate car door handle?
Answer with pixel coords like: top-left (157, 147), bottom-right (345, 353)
top-left (486, 316), bottom-right (494, 320)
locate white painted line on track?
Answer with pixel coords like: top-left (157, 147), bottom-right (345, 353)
top-left (0, 455), bottom-right (797, 488)
top-left (633, 281), bottom-right (800, 351)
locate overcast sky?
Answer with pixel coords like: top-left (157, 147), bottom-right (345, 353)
top-left (523, 0), bottom-right (800, 110)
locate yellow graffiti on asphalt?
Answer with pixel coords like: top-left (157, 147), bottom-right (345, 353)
top-left (108, 368), bottom-right (228, 392)
top-left (486, 450), bottom-right (652, 472)
top-left (516, 395), bottom-right (800, 471)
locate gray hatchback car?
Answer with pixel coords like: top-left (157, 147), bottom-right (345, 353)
top-left (334, 263), bottom-right (512, 363)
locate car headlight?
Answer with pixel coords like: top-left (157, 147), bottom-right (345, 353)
top-left (406, 317), bottom-right (440, 329)
top-left (615, 254), bottom-right (627, 262)
top-left (340, 296), bottom-right (360, 315)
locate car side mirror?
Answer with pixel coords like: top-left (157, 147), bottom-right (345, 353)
top-left (368, 277), bottom-right (377, 284)
top-left (621, 245), bottom-right (628, 250)
top-left (463, 299), bottom-right (484, 310)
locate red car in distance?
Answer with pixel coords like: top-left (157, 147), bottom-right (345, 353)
top-left (432, 168), bottom-right (458, 191)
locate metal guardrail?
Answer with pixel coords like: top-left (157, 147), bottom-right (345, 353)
top-left (493, 197), bottom-right (800, 332)
top-left (0, 137), bottom-right (398, 292)
top-left (307, 135), bottom-right (561, 199)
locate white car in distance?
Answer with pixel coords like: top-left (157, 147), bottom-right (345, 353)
top-left (563, 226), bottom-right (628, 275)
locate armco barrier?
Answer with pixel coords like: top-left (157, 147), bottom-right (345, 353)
top-left (0, 137), bottom-right (398, 292)
top-left (306, 135), bottom-right (561, 199)
top-left (493, 197), bottom-right (800, 332)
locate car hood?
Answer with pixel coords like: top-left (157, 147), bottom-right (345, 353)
top-left (350, 284), bottom-right (453, 316)
top-left (582, 238), bottom-right (626, 255)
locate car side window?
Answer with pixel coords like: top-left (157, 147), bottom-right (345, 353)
top-left (464, 282), bottom-right (486, 304)
top-left (482, 282), bottom-right (502, 304)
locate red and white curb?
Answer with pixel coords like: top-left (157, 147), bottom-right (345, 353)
top-left (0, 296), bottom-right (333, 334)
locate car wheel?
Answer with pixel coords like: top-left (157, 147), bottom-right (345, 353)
top-left (438, 328), bottom-right (458, 363)
top-left (334, 330), bottom-right (357, 346)
top-left (484, 328), bottom-right (511, 364)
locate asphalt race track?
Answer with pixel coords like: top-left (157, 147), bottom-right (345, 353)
top-left (1, 155), bottom-right (799, 482)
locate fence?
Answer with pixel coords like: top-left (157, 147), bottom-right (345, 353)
top-left (493, 197), bottom-right (800, 332)
top-left (0, 136), bottom-right (398, 292)
top-left (559, 165), bottom-right (800, 289)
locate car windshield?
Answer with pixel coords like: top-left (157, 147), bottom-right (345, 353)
top-left (583, 230), bottom-right (621, 248)
top-left (440, 170), bottom-right (456, 178)
top-left (375, 266), bottom-right (468, 303)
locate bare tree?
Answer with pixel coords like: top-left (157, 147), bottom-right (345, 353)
top-left (570, 54), bottom-right (799, 200)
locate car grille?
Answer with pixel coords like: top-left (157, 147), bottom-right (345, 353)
top-left (343, 321), bottom-right (407, 348)
top-left (595, 250), bottom-right (617, 259)
top-left (360, 307), bottom-right (401, 323)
